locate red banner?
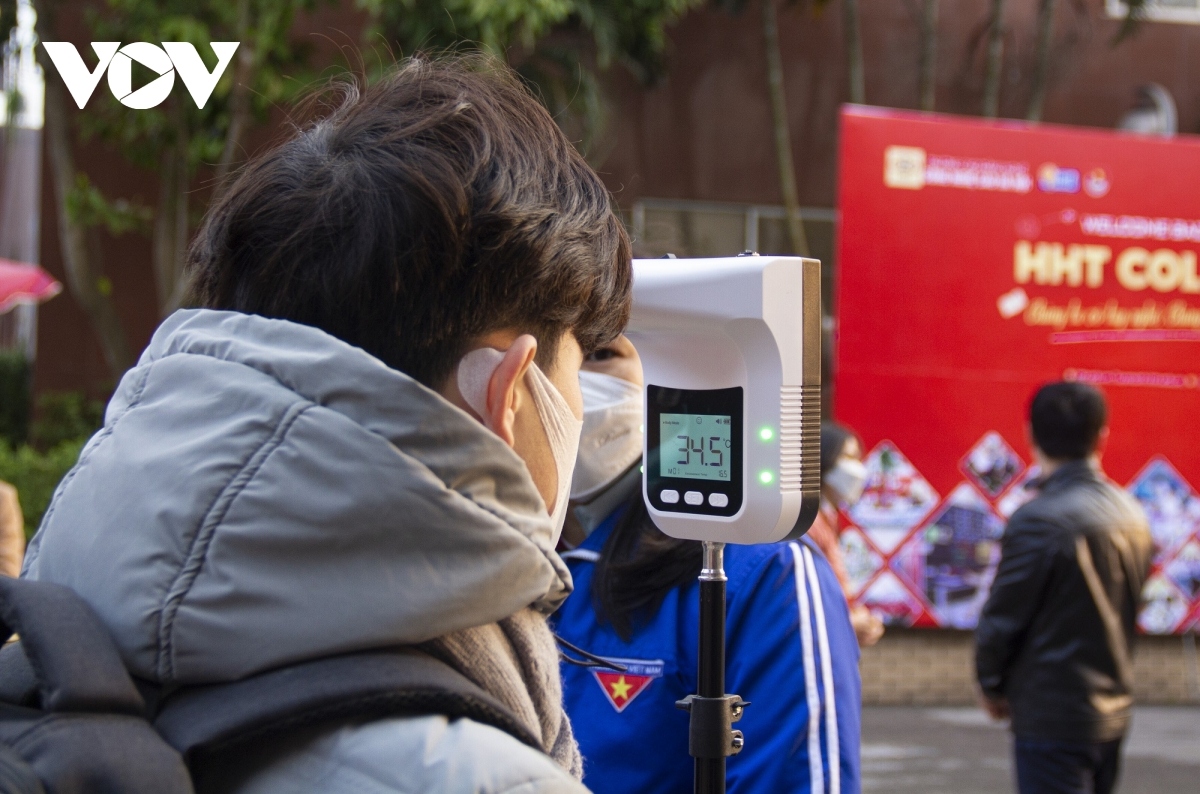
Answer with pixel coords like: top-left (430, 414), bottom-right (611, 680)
top-left (835, 106), bottom-right (1200, 634)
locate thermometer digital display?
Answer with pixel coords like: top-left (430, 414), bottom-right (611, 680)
top-left (659, 413), bottom-right (732, 482)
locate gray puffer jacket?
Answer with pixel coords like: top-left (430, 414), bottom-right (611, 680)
top-left (23, 309), bottom-right (589, 793)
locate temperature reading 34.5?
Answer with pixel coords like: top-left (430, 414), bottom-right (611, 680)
top-left (659, 413), bottom-right (732, 482)
top-left (676, 434), bottom-right (724, 468)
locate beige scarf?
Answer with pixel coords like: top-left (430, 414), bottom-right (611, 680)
top-left (420, 607), bottom-right (583, 778)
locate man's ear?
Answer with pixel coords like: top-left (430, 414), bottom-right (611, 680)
top-left (483, 335), bottom-right (538, 447)
top-left (1027, 424), bottom-right (1047, 468)
top-left (1094, 426), bottom-right (1111, 460)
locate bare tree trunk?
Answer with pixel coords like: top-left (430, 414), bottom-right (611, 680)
top-left (842, 0), bottom-right (865, 104)
top-left (151, 152), bottom-right (189, 314)
top-left (42, 68), bottom-right (133, 377)
top-left (918, 0), bottom-right (938, 111)
top-left (153, 103), bottom-right (190, 315)
top-left (152, 148), bottom-right (178, 312)
top-left (982, 0), bottom-right (1006, 118)
top-left (1026, 0), bottom-right (1056, 121)
top-left (761, 0), bottom-right (808, 257)
top-left (216, 0), bottom-right (253, 185)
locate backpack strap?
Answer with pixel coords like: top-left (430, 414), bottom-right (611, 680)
top-left (0, 578), bottom-right (193, 794)
top-left (0, 577), bottom-right (144, 716)
top-left (0, 643), bottom-right (38, 708)
top-left (155, 647), bottom-right (541, 772)
top-left (0, 579), bottom-right (544, 784)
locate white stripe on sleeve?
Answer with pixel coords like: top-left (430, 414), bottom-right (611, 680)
top-left (803, 544), bottom-right (841, 794)
top-left (560, 548), bottom-right (601, 563)
top-left (790, 541), bottom-right (825, 794)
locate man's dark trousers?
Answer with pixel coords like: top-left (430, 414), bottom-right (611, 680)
top-left (975, 460), bottom-right (1153, 794)
top-left (1014, 736), bottom-right (1123, 794)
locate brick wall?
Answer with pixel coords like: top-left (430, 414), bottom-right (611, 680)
top-left (860, 629), bottom-right (1200, 706)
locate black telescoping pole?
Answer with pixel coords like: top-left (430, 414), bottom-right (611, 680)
top-left (696, 541), bottom-right (727, 793)
top-left (678, 541), bottom-right (747, 794)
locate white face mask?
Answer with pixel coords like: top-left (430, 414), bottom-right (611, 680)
top-left (826, 457), bottom-right (867, 506)
top-left (457, 347), bottom-right (583, 546)
top-left (571, 371), bottom-right (644, 502)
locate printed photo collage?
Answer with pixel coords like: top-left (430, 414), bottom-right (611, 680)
top-left (837, 436), bottom-right (1200, 634)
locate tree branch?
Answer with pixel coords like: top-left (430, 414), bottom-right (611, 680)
top-left (1027, 0), bottom-right (1057, 121)
top-left (152, 101), bottom-right (191, 316)
top-left (842, 0), bottom-right (865, 105)
top-left (215, 0), bottom-right (254, 185)
top-left (41, 70), bottom-right (133, 377)
top-left (918, 0), bottom-right (938, 111)
top-left (761, 0), bottom-right (808, 257)
top-left (982, 0), bottom-right (1006, 117)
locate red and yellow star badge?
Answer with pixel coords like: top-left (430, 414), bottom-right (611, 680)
top-left (592, 658), bottom-right (664, 713)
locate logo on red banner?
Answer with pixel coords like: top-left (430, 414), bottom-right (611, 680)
top-left (1036, 163), bottom-right (1080, 194)
top-left (592, 658), bottom-right (664, 713)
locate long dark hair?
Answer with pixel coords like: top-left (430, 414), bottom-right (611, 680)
top-left (592, 492), bottom-right (702, 641)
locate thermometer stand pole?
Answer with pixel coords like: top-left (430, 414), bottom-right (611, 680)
top-left (676, 541), bottom-right (748, 794)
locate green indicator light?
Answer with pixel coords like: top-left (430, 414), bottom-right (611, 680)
top-left (759, 426), bottom-right (774, 442)
top-left (758, 470), bottom-right (774, 485)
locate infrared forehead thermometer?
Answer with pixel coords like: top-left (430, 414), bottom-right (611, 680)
top-left (626, 256), bottom-right (822, 544)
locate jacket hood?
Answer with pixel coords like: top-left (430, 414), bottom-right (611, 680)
top-left (24, 309), bottom-right (571, 684)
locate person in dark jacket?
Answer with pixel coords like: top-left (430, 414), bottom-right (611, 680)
top-left (975, 382), bottom-right (1152, 794)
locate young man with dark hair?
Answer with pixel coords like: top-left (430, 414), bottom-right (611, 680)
top-left (976, 382), bottom-right (1153, 794)
top-left (22, 56), bottom-right (630, 792)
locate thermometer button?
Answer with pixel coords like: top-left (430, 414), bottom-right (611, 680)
top-left (684, 491), bottom-right (704, 506)
top-left (708, 493), bottom-right (729, 508)
top-left (660, 489), bottom-right (680, 504)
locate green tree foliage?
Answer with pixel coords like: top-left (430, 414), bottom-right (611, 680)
top-left (0, 0), bottom-right (16, 47)
top-left (0, 438), bottom-right (85, 537)
top-left (73, 0), bottom-right (326, 315)
top-left (362, 0), bottom-right (696, 79)
top-left (358, 0), bottom-right (701, 156)
top-left (1112, 0), bottom-right (1147, 44)
top-left (79, 0), bottom-right (321, 173)
top-left (362, 0), bottom-right (572, 55)
top-left (0, 350), bottom-right (30, 447)
top-left (0, 390), bottom-right (102, 537)
top-left (65, 172), bottom-right (152, 236)
top-left (30, 391), bottom-right (104, 450)
top-left (39, 0), bottom-right (697, 375)
top-left (35, 0), bottom-right (328, 370)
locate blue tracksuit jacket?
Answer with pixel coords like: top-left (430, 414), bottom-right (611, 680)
top-left (552, 510), bottom-right (862, 794)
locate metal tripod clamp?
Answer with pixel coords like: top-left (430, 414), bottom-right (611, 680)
top-left (675, 693), bottom-right (749, 758)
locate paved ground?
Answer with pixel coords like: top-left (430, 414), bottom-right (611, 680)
top-left (862, 707), bottom-right (1200, 794)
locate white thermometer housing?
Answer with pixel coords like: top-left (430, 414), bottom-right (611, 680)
top-left (627, 256), bottom-right (822, 544)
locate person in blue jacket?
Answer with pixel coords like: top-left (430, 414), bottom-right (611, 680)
top-left (555, 335), bottom-right (862, 794)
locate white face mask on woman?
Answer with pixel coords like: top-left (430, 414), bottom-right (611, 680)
top-left (826, 457), bottom-right (868, 506)
top-left (457, 347), bottom-right (583, 546)
top-left (570, 371), bottom-right (644, 502)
